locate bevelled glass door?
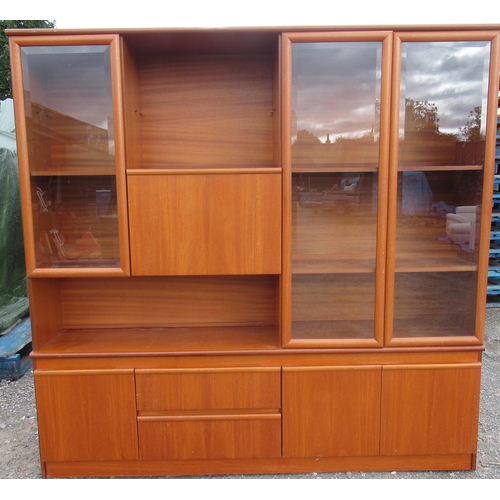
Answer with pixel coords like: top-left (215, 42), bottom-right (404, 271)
top-left (10, 35), bottom-right (129, 276)
top-left (386, 33), bottom-right (499, 345)
top-left (282, 32), bottom-right (392, 346)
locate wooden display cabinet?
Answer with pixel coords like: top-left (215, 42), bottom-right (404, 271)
top-left (8, 26), bottom-right (500, 478)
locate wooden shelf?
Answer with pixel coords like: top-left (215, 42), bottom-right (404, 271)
top-left (293, 255), bottom-right (375, 274)
top-left (127, 167), bottom-right (280, 175)
top-left (31, 169), bottom-right (116, 177)
top-left (292, 164), bottom-right (379, 173)
top-left (291, 320), bottom-right (375, 340)
top-left (397, 164), bottom-right (483, 172)
top-left (31, 326), bottom-right (281, 358)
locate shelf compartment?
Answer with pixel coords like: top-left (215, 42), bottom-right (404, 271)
top-left (30, 175), bottom-right (120, 269)
top-left (29, 275), bottom-right (281, 355)
top-left (291, 273), bottom-right (376, 341)
top-left (124, 50), bottom-right (279, 170)
top-left (19, 45), bottom-right (117, 174)
top-left (392, 271), bottom-right (478, 340)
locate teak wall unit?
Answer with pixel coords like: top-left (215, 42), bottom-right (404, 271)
top-left (8, 26), bottom-right (500, 478)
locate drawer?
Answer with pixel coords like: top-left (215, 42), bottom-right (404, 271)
top-left (138, 414), bottom-right (282, 460)
top-left (136, 367), bottom-right (281, 411)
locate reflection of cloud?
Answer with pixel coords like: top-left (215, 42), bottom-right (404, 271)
top-left (293, 42), bottom-right (382, 142)
top-left (400, 42), bottom-right (490, 135)
top-left (292, 40), bottom-right (491, 142)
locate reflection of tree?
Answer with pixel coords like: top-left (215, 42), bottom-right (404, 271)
top-left (292, 98), bottom-right (484, 167)
top-left (459, 106), bottom-right (483, 142)
top-left (404, 98), bottom-right (440, 136)
top-left (296, 129), bottom-right (322, 145)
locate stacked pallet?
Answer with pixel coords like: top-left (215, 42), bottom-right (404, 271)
top-left (0, 317), bottom-right (32, 379)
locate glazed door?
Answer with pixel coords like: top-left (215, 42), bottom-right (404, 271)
top-left (10, 35), bottom-right (130, 276)
top-left (385, 32), bottom-right (500, 346)
top-left (282, 32), bottom-right (392, 347)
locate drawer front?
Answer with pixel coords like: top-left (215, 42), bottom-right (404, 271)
top-left (138, 415), bottom-right (282, 460)
top-left (136, 368), bottom-right (281, 411)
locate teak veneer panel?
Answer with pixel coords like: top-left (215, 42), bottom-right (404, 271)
top-left (60, 276), bottom-right (276, 328)
top-left (128, 172), bottom-right (282, 275)
top-left (138, 54), bottom-right (275, 168)
top-left (282, 366), bottom-right (382, 458)
top-left (34, 370), bottom-right (138, 462)
top-left (380, 364), bottom-right (481, 456)
top-left (138, 415), bottom-right (282, 460)
top-left (136, 368), bottom-right (281, 411)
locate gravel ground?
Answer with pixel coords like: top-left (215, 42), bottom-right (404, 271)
top-left (1, 309), bottom-right (499, 480)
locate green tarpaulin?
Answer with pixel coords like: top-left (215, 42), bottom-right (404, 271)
top-left (0, 147), bottom-right (28, 332)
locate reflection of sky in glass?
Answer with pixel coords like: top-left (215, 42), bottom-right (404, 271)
top-left (21, 46), bottom-right (113, 131)
top-left (292, 42), bottom-right (382, 143)
top-left (400, 41), bottom-right (490, 138)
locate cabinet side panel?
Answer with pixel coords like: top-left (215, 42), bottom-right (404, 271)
top-left (28, 279), bottom-right (62, 350)
top-left (380, 364), bottom-right (481, 455)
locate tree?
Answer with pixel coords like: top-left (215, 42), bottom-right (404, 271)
top-left (0, 20), bottom-right (55, 101)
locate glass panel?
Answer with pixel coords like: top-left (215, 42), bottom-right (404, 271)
top-left (399, 41), bottom-right (490, 168)
top-left (292, 172), bottom-right (378, 273)
top-left (393, 40), bottom-right (490, 339)
top-left (292, 42), bottom-right (382, 172)
top-left (21, 46), bottom-right (115, 173)
top-left (32, 176), bottom-right (119, 268)
top-left (290, 41), bottom-right (383, 341)
top-left (393, 272), bottom-right (477, 338)
top-left (292, 273), bottom-right (375, 340)
top-left (395, 170), bottom-right (483, 271)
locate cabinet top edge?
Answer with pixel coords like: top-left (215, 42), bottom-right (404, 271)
top-left (6, 24), bottom-right (500, 37)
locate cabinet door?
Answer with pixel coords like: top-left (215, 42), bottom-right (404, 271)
top-left (34, 369), bottom-right (138, 462)
top-left (9, 35), bottom-right (129, 276)
top-left (385, 32), bottom-right (500, 345)
top-left (380, 364), bottom-right (481, 456)
top-left (281, 32), bottom-right (392, 346)
top-left (128, 172), bottom-right (281, 275)
top-left (282, 366), bottom-right (382, 457)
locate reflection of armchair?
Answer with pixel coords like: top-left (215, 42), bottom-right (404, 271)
top-left (446, 206), bottom-right (478, 250)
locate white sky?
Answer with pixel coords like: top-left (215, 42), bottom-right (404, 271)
top-left (3, 0), bottom-right (500, 30)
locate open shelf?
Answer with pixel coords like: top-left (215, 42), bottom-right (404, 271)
top-left (123, 42), bottom-right (280, 171)
top-left (31, 325), bottom-right (280, 358)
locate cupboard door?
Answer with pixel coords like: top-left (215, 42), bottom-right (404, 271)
top-left (386, 33), bottom-right (500, 345)
top-left (380, 364), bottom-right (481, 456)
top-left (282, 366), bottom-right (381, 457)
top-left (282, 32), bottom-right (392, 346)
top-left (9, 35), bottom-right (129, 276)
top-left (127, 172), bottom-right (281, 275)
top-left (34, 370), bottom-right (138, 462)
